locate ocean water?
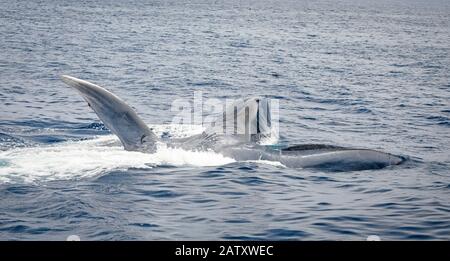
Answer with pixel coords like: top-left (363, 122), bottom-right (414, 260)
top-left (0, 0), bottom-right (449, 240)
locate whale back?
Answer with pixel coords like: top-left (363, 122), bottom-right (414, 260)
top-left (282, 144), bottom-right (348, 152)
top-left (277, 145), bottom-right (405, 170)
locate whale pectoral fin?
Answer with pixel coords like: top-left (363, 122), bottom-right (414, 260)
top-left (204, 97), bottom-right (273, 144)
top-left (60, 75), bottom-right (157, 152)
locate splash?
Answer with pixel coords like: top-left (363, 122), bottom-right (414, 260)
top-left (244, 160), bottom-right (286, 168)
top-left (0, 135), bottom-right (235, 184)
top-left (0, 124), bottom-right (283, 184)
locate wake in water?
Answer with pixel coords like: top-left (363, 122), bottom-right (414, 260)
top-left (0, 125), bottom-right (240, 184)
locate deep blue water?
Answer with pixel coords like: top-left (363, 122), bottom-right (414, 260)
top-left (1, 0), bottom-right (450, 240)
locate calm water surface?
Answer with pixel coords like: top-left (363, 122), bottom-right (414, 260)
top-left (0, 0), bottom-right (449, 240)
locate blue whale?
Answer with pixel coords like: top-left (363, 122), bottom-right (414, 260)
top-left (60, 75), bottom-right (404, 171)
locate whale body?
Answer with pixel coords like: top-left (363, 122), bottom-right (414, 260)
top-left (60, 75), bottom-right (404, 171)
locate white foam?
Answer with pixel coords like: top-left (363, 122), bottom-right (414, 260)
top-left (0, 124), bottom-right (281, 184)
top-left (244, 160), bottom-right (287, 168)
top-left (0, 134), bottom-right (234, 184)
